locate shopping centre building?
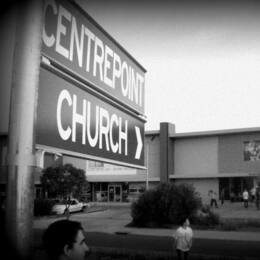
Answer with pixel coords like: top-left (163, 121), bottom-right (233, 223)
top-left (64, 122), bottom-right (260, 203)
top-left (2, 122), bottom-right (260, 204)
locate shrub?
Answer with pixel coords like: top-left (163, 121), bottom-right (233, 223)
top-left (131, 183), bottom-right (202, 227)
top-left (34, 199), bottom-right (56, 216)
top-left (192, 205), bottom-right (220, 227)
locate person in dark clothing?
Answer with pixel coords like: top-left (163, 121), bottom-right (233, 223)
top-left (220, 189), bottom-right (225, 205)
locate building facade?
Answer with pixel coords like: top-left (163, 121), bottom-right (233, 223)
top-left (170, 125), bottom-right (260, 202)
top-left (44, 122), bottom-right (260, 203)
top-left (1, 122), bottom-right (260, 203)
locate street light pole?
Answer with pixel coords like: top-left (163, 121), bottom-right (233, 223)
top-left (6, 1), bottom-right (43, 259)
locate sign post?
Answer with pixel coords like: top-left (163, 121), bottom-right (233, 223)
top-left (6, 0), bottom-right (43, 258)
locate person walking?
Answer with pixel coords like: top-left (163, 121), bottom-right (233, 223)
top-left (242, 189), bottom-right (249, 208)
top-left (174, 217), bottom-right (193, 260)
top-left (250, 186), bottom-right (256, 202)
top-left (220, 188), bottom-right (225, 205)
top-left (209, 190), bottom-right (218, 208)
top-left (256, 185), bottom-right (260, 210)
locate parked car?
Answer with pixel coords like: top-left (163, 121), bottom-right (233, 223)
top-left (51, 198), bottom-right (90, 215)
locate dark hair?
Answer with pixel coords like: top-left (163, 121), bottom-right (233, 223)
top-left (42, 220), bottom-right (83, 260)
top-left (179, 216), bottom-right (189, 226)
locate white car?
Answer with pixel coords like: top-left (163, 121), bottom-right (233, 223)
top-left (51, 199), bottom-right (89, 215)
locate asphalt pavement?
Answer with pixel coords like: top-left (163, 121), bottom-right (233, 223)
top-left (33, 202), bottom-right (260, 259)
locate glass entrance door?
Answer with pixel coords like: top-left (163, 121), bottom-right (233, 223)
top-left (115, 186), bottom-right (121, 202)
top-left (108, 184), bottom-right (122, 202)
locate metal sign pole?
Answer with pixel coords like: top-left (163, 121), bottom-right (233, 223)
top-left (6, 0), bottom-right (43, 259)
top-left (146, 142), bottom-right (149, 190)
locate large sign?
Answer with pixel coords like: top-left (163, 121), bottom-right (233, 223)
top-left (36, 67), bottom-right (144, 167)
top-left (42, 0), bottom-right (145, 114)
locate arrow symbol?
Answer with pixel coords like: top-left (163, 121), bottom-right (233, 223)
top-left (135, 126), bottom-right (143, 159)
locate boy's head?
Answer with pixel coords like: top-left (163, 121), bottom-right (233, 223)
top-left (43, 220), bottom-right (89, 260)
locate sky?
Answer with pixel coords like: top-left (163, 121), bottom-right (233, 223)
top-left (71, 1), bottom-right (260, 133)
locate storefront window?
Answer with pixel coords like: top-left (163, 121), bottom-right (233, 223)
top-left (219, 177), bottom-right (254, 202)
top-left (92, 182), bottom-right (129, 202)
top-left (93, 183), bottom-right (108, 202)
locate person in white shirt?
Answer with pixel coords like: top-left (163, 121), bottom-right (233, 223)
top-left (242, 189), bottom-right (249, 208)
top-left (174, 217), bottom-right (193, 260)
top-left (209, 190), bottom-right (218, 208)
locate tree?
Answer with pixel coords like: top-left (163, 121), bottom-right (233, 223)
top-left (41, 164), bottom-right (89, 200)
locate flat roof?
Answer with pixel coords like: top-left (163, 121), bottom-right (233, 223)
top-left (172, 127), bottom-right (260, 138)
top-left (145, 130), bottom-right (160, 136)
top-left (145, 126), bottom-right (260, 139)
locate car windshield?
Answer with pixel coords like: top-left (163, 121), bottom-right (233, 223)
top-left (55, 200), bottom-right (68, 204)
top-left (58, 199), bottom-right (77, 204)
